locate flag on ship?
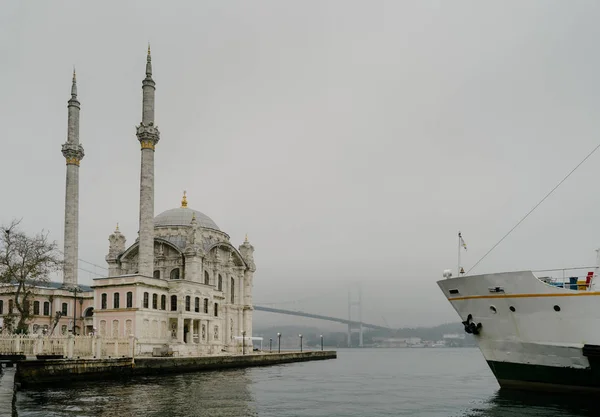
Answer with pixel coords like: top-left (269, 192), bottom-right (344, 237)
top-left (459, 232), bottom-right (467, 251)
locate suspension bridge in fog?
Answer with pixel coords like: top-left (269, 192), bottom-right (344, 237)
top-left (254, 285), bottom-right (385, 347)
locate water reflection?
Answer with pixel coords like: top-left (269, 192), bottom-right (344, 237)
top-left (465, 389), bottom-right (598, 417)
top-left (17, 369), bottom-right (258, 417)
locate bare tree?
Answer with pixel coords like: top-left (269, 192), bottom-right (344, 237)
top-left (0, 219), bottom-right (62, 334)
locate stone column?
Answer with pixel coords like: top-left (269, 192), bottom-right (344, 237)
top-left (136, 46), bottom-right (160, 277)
top-left (177, 317), bottom-right (184, 343)
top-left (61, 70), bottom-right (84, 287)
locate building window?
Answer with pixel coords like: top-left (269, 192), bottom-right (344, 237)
top-left (185, 296), bottom-right (191, 312)
top-left (218, 275), bottom-right (223, 291)
top-left (62, 303), bottom-right (68, 316)
top-left (204, 271), bottom-right (209, 285)
top-left (33, 301), bottom-right (40, 315)
top-left (43, 301), bottom-right (49, 316)
top-left (0, 300), bottom-right (3, 314)
top-left (153, 270), bottom-right (161, 279)
top-left (23, 300), bottom-right (30, 313)
top-left (8, 299), bottom-right (13, 313)
top-left (214, 303), bottom-right (218, 317)
top-left (114, 293), bottom-right (120, 309)
top-left (101, 293), bottom-right (107, 309)
top-left (195, 297), bottom-right (200, 313)
top-left (153, 293), bottom-right (158, 309)
top-left (231, 278), bottom-right (235, 304)
top-left (127, 292), bottom-right (133, 308)
top-left (170, 295), bottom-right (177, 312)
top-left (161, 295), bottom-right (166, 310)
top-left (203, 298), bottom-right (208, 314)
top-left (171, 268), bottom-right (180, 280)
top-left (143, 292), bottom-right (149, 308)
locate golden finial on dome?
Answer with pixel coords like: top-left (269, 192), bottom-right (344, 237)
top-left (245, 233), bottom-right (248, 243)
top-left (181, 190), bottom-right (188, 208)
top-left (115, 223), bottom-right (119, 232)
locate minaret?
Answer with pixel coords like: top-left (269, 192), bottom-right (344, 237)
top-left (135, 45), bottom-right (160, 276)
top-left (61, 69), bottom-right (85, 287)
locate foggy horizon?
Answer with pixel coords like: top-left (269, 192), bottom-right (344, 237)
top-left (4, 1), bottom-right (600, 328)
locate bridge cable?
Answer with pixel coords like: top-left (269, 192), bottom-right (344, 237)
top-left (467, 141), bottom-right (600, 275)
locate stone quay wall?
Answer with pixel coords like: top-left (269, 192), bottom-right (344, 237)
top-left (16, 351), bottom-right (337, 388)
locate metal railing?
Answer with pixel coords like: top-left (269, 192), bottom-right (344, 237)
top-left (532, 266), bottom-right (597, 289)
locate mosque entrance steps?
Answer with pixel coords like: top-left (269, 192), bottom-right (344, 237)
top-left (15, 350), bottom-right (337, 388)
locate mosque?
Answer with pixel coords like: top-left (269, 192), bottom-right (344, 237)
top-left (0, 47), bottom-right (255, 355)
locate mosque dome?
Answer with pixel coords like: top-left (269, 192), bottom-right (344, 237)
top-left (153, 192), bottom-right (220, 230)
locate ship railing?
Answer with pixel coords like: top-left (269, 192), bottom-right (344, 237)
top-left (532, 266), bottom-right (597, 290)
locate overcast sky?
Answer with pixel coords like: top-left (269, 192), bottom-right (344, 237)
top-left (3, 1), bottom-right (600, 328)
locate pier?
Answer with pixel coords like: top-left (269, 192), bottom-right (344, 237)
top-left (15, 351), bottom-right (337, 388)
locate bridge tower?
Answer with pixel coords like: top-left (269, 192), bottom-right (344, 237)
top-left (347, 285), bottom-right (363, 347)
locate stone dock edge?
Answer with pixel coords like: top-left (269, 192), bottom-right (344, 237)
top-left (15, 350), bottom-right (337, 388)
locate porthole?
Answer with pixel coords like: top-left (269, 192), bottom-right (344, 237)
top-left (509, 306), bottom-right (515, 312)
top-left (489, 305), bottom-right (497, 314)
top-left (554, 305), bottom-right (561, 312)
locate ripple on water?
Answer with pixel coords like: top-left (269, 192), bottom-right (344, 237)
top-left (15, 348), bottom-right (599, 417)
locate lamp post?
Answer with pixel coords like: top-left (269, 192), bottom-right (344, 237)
top-left (299, 334), bottom-right (303, 352)
top-left (242, 330), bottom-right (246, 355)
top-left (71, 286), bottom-right (80, 335)
top-left (320, 334), bottom-right (323, 351)
top-left (277, 332), bottom-right (281, 353)
top-left (269, 338), bottom-right (272, 352)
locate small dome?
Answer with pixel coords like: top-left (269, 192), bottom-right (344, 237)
top-left (154, 207), bottom-right (220, 230)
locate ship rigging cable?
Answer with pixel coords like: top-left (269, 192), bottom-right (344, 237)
top-left (467, 141), bottom-right (600, 275)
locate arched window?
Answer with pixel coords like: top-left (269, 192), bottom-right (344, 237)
top-left (170, 268), bottom-right (180, 280)
top-left (170, 295), bottom-right (177, 312)
top-left (195, 297), bottom-right (200, 312)
top-left (62, 303), bottom-right (68, 315)
top-left (203, 298), bottom-right (208, 314)
top-left (114, 293), bottom-right (120, 309)
top-left (152, 293), bottom-right (158, 309)
top-left (218, 275), bottom-right (223, 291)
top-left (84, 307), bottom-right (94, 317)
top-left (161, 295), bottom-right (166, 310)
top-left (185, 296), bottom-right (191, 311)
top-left (204, 271), bottom-right (210, 285)
top-left (231, 278), bottom-right (235, 304)
top-left (153, 270), bottom-right (161, 279)
top-left (43, 301), bottom-right (49, 316)
top-left (0, 300), bottom-right (3, 314)
top-left (8, 299), bottom-right (13, 313)
top-left (126, 292), bottom-right (133, 308)
top-left (33, 301), bottom-right (40, 315)
top-left (101, 293), bottom-right (107, 309)
top-left (143, 292), bottom-right (149, 308)
top-left (214, 303), bottom-right (219, 317)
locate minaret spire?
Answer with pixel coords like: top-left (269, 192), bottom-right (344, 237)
top-left (146, 44), bottom-right (152, 78)
top-left (71, 68), bottom-right (77, 97)
top-left (61, 69), bottom-right (85, 287)
top-left (136, 46), bottom-right (160, 277)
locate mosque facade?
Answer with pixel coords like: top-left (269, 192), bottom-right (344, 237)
top-left (0, 47), bottom-right (255, 355)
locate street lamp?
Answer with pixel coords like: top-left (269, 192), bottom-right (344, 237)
top-left (242, 330), bottom-right (246, 355)
top-left (277, 332), bottom-right (281, 353)
top-left (299, 334), bottom-right (303, 352)
top-left (320, 334), bottom-right (323, 351)
top-left (269, 338), bottom-right (272, 352)
top-left (71, 286), bottom-right (80, 335)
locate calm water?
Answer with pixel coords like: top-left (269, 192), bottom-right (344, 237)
top-left (15, 348), bottom-right (599, 416)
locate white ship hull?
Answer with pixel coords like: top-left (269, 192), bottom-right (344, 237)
top-left (437, 270), bottom-right (600, 392)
